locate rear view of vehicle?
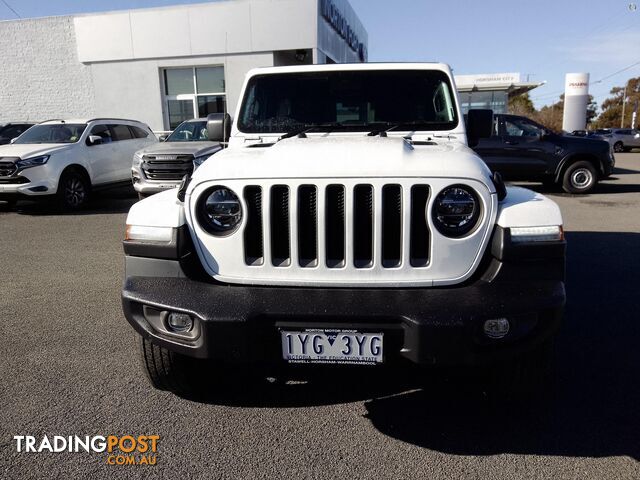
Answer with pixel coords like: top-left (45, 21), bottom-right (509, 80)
top-left (132, 117), bottom-right (224, 199)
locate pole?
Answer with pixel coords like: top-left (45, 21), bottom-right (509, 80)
top-left (620, 83), bottom-right (627, 128)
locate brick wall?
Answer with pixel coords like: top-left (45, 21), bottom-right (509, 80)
top-left (0, 16), bottom-right (95, 123)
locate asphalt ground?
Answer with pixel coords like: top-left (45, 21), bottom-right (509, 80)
top-left (1, 154), bottom-right (639, 479)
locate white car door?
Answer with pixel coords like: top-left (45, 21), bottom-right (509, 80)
top-left (84, 123), bottom-right (119, 186)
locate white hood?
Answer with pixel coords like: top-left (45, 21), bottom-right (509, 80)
top-left (0, 143), bottom-right (71, 159)
top-left (190, 135), bottom-right (495, 190)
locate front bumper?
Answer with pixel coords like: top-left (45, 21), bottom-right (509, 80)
top-left (122, 243), bottom-right (566, 367)
top-left (131, 167), bottom-right (181, 195)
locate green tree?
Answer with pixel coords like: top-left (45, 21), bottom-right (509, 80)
top-left (508, 92), bottom-right (536, 116)
top-left (593, 77), bottom-right (640, 128)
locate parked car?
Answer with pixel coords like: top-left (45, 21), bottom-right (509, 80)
top-left (131, 118), bottom-right (224, 199)
top-left (122, 63), bottom-right (566, 396)
top-left (570, 129), bottom-right (588, 137)
top-left (0, 118), bottom-right (156, 209)
top-left (472, 114), bottom-right (615, 193)
top-left (0, 122), bottom-right (35, 144)
top-left (608, 128), bottom-right (640, 152)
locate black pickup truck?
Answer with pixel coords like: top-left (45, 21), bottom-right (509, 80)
top-left (472, 114), bottom-right (614, 194)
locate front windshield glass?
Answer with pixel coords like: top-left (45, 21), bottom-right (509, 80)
top-left (238, 70), bottom-right (459, 133)
top-left (166, 121), bottom-right (208, 142)
top-left (14, 124), bottom-right (87, 144)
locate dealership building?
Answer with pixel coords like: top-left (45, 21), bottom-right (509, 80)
top-left (0, 0), bottom-right (367, 131)
top-left (0, 0), bottom-right (544, 132)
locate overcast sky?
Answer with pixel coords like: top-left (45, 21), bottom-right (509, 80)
top-left (1, 0), bottom-right (638, 111)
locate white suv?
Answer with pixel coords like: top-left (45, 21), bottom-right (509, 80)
top-left (0, 118), bottom-right (156, 210)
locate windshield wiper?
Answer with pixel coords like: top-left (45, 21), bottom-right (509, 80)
top-left (278, 123), bottom-right (343, 141)
top-left (367, 123), bottom-right (399, 137)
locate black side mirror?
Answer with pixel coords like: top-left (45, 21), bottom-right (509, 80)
top-left (206, 113), bottom-right (231, 143)
top-left (466, 109), bottom-right (494, 148)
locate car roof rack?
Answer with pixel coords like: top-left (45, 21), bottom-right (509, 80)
top-left (39, 119), bottom-right (66, 124)
top-left (86, 118), bottom-right (144, 124)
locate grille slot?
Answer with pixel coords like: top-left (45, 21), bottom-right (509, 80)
top-left (297, 185), bottom-right (318, 267)
top-left (410, 185), bottom-right (430, 267)
top-left (353, 184), bottom-right (374, 268)
top-left (325, 185), bottom-right (346, 268)
top-left (243, 186), bottom-right (263, 266)
top-left (270, 185), bottom-right (291, 267)
top-left (0, 161), bottom-right (17, 177)
top-left (382, 184), bottom-right (402, 268)
top-left (141, 155), bottom-right (194, 181)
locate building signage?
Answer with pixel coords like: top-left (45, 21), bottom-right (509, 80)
top-left (320, 0), bottom-right (367, 61)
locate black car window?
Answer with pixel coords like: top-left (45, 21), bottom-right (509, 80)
top-left (504, 118), bottom-right (542, 137)
top-left (0, 125), bottom-right (26, 139)
top-left (110, 124), bottom-right (134, 141)
top-left (90, 124), bottom-right (113, 143)
top-left (130, 125), bottom-right (150, 138)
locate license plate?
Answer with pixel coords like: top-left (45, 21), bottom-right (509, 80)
top-left (281, 329), bottom-right (383, 365)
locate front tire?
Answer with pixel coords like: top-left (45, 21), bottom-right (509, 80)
top-left (562, 161), bottom-right (597, 194)
top-left (613, 141), bottom-right (624, 153)
top-left (138, 336), bottom-right (201, 394)
top-left (57, 169), bottom-right (90, 210)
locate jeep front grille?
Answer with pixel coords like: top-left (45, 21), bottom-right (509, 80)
top-left (141, 154), bottom-right (193, 181)
top-left (242, 183), bottom-right (430, 269)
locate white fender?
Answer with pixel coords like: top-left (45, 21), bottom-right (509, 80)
top-left (497, 187), bottom-right (563, 228)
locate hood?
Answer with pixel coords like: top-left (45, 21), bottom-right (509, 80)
top-left (136, 141), bottom-right (220, 157)
top-left (0, 143), bottom-right (72, 159)
top-left (192, 135), bottom-right (494, 188)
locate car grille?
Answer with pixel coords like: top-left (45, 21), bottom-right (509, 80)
top-left (190, 178), bottom-right (495, 287)
top-left (141, 154), bottom-right (193, 181)
top-left (0, 159), bottom-right (18, 177)
top-left (242, 183), bottom-right (432, 269)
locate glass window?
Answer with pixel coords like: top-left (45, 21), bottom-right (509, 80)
top-left (166, 121), bottom-right (209, 142)
top-left (167, 99), bottom-right (195, 129)
top-left (196, 67), bottom-right (225, 93)
top-left (130, 126), bottom-right (150, 138)
top-left (504, 118), bottom-right (542, 137)
top-left (197, 95), bottom-right (226, 117)
top-left (238, 70), bottom-right (459, 133)
top-left (110, 124), bottom-right (133, 141)
top-left (165, 68), bottom-right (195, 95)
top-left (90, 124), bottom-right (113, 143)
top-left (14, 124), bottom-right (86, 144)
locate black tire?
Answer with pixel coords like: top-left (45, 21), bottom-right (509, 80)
top-left (137, 335), bottom-right (201, 394)
top-left (57, 169), bottom-right (90, 210)
top-left (562, 160), bottom-right (598, 194)
top-left (613, 141), bottom-right (624, 153)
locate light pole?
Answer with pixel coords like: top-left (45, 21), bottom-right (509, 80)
top-left (621, 82), bottom-right (628, 128)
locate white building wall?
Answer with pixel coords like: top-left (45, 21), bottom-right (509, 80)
top-left (0, 16), bottom-right (95, 123)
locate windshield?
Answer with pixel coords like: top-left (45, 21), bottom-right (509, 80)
top-left (238, 70), bottom-right (459, 134)
top-left (166, 121), bottom-right (208, 142)
top-left (14, 124), bottom-right (87, 144)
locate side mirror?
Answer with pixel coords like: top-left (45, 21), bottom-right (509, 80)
top-left (158, 134), bottom-right (168, 142)
top-left (87, 135), bottom-right (103, 146)
top-left (206, 113), bottom-right (231, 143)
top-left (466, 109), bottom-right (493, 148)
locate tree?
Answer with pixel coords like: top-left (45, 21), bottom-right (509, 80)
top-left (592, 77), bottom-right (640, 128)
top-left (532, 94), bottom-right (597, 132)
top-left (508, 92), bottom-right (536, 116)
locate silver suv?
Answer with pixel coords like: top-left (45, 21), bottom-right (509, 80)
top-left (131, 118), bottom-right (223, 199)
top-left (590, 128), bottom-right (640, 152)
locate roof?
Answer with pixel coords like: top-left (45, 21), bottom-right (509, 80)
top-left (455, 72), bottom-right (545, 95)
top-left (247, 62), bottom-right (453, 77)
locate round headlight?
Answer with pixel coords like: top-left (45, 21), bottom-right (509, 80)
top-left (197, 186), bottom-right (242, 235)
top-left (431, 185), bottom-right (481, 237)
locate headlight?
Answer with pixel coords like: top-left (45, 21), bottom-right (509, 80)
top-left (16, 155), bottom-right (49, 170)
top-left (132, 152), bottom-right (143, 167)
top-left (193, 154), bottom-right (210, 170)
top-left (196, 186), bottom-right (242, 235)
top-left (431, 185), bottom-right (481, 237)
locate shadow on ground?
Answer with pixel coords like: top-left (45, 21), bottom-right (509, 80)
top-left (186, 231), bottom-right (639, 459)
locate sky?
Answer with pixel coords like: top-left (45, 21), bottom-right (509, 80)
top-left (1, 0), bottom-right (639, 112)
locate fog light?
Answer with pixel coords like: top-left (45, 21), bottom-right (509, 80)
top-left (167, 313), bottom-right (193, 333)
top-left (483, 318), bottom-right (510, 339)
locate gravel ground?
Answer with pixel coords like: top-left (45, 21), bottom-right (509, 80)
top-left (1, 154), bottom-right (639, 479)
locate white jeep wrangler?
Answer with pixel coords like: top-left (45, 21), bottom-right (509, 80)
top-left (122, 63), bottom-right (566, 393)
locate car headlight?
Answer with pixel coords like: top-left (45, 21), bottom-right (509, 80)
top-left (16, 155), bottom-right (49, 170)
top-left (132, 152), bottom-right (143, 167)
top-left (193, 154), bottom-right (210, 170)
top-left (431, 185), bottom-right (481, 237)
top-left (196, 186), bottom-right (242, 235)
